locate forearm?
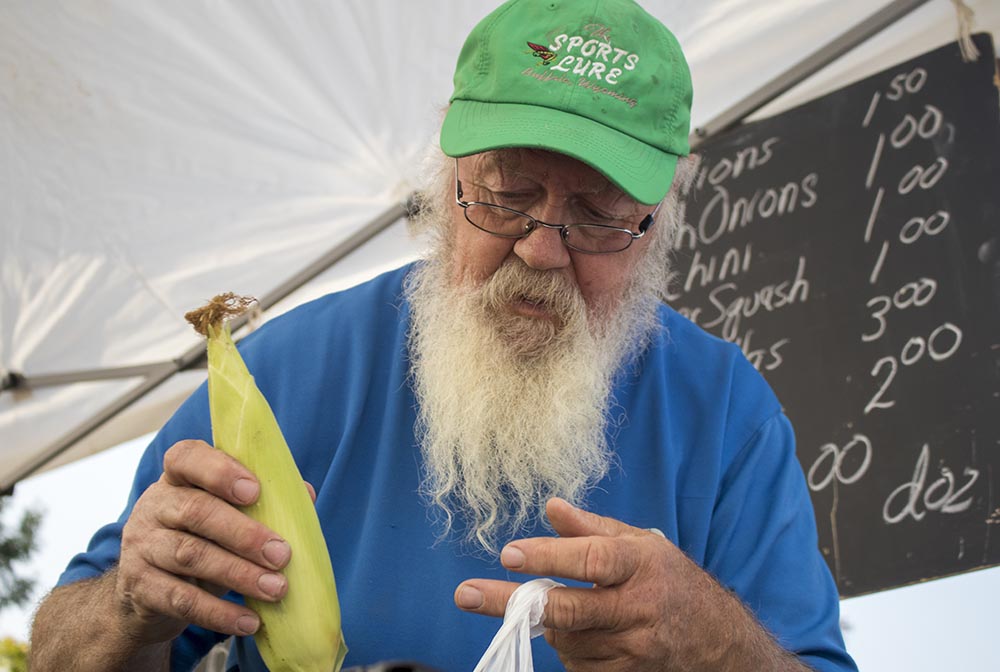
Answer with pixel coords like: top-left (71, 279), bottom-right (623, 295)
top-left (673, 569), bottom-right (812, 672)
top-left (717, 601), bottom-right (812, 671)
top-left (30, 569), bottom-right (172, 672)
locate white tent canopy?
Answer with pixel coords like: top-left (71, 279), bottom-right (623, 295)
top-left (2, 0), bottom-right (998, 490)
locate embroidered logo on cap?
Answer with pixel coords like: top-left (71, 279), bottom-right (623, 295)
top-left (526, 41), bottom-right (557, 65)
top-left (522, 23), bottom-right (640, 108)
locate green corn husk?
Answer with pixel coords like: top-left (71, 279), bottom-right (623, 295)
top-left (186, 294), bottom-right (347, 672)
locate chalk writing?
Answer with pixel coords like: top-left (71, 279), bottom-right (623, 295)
top-left (883, 443), bottom-right (979, 524)
top-left (809, 434), bottom-right (873, 492)
top-left (864, 322), bottom-right (963, 414)
top-left (900, 210), bottom-right (950, 245)
top-left (675, 36), bottom-right (1000, 595)
top-left (701, 256), bottom-right (809, 341)
top-left (889, 105), bottom-right (944, 149)
top-left (684, 175), bottom-right (818, 249)
top-left (733, 329), bottom-right (790, 372)
top-left (898, 157), bottom-right (948, 194)
top-left (861, 277), bottom-right (938, 342)
top-left (693, 137), bottom-right (780, 190)
top-left (671, 243), bottom-right (753, 295)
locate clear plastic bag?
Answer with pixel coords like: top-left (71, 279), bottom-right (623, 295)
top-left (471, 578), bottom-right (564, 672)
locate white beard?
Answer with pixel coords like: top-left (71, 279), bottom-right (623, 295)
top-left (405, 239), bottom-right (660, 555)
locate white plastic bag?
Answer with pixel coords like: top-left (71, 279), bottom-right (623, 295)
top-left (471, 578), bottom-right (564, 672)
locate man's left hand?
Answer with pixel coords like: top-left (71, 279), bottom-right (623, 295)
top-left (454, 498), bottom-right (802, 671)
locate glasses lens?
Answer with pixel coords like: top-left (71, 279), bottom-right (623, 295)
top-left (465, 203), bottom-right (533, 237)
top-left (564, 225), bottom-right (634, 253)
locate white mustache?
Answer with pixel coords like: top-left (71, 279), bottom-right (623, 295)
top-left (478, 260), bottom-right (585, 330)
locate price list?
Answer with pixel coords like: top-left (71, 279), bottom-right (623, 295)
top-left (672, 35), bottom-right (1000, 596)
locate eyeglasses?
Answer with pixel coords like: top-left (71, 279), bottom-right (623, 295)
top-left (454, 158), bottom-right (659, 254)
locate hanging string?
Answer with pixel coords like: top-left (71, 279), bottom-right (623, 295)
top-left (247, 300), bottom-right (264, 332)
top-left (950, 0), bottom-right (980, 62)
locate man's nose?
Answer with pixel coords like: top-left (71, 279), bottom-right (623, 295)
top-left (513, 209), bottom-right (572, 271)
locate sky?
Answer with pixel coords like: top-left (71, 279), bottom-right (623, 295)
top-left (2, 436), bottom-right (999, 670)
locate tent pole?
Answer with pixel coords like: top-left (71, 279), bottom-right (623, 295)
top-left (690, 0), bottom-right (934, 147)
top-left (1, 200), bottom-right (410, 492)
top-left (4, 363), bottom-right (192, 390)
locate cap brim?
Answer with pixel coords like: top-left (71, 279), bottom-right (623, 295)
top-left (440, 100), bottom-right (679, 205)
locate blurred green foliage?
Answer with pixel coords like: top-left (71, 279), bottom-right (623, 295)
top-left (0, 494), bottom-right (41, 612)
top-left (0, 636), bottom-right (29, 672)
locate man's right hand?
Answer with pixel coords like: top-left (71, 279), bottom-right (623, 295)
top-left (114, 439), bottom-right (293, 644)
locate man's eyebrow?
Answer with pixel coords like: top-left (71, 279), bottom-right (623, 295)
top-left (473, 153), bottom-right (536, 186)
top-left (474, 149), bottom-right (632, 203)
top-left (478, 150), bottom-right (524, 174)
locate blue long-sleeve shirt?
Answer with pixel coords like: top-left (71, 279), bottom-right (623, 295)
top-left (59, 263), bottom-right (856, 671)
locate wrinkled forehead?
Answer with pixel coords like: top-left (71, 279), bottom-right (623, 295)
top-left (468, 148), bottom-right (631, 200)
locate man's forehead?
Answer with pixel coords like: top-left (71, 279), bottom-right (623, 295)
top-left (471, 148), bottom-right (628, 198)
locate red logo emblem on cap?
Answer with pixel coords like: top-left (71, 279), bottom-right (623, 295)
top-left (526, 41), bottom-right (556, 65)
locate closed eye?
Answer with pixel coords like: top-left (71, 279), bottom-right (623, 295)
top-left (577, 203), bottom-right (619, 225)
top-left (485, 188), bottom-right (538, 209)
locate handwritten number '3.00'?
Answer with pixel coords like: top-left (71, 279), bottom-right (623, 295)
top-left (862, 277), bottom-right (938, 342)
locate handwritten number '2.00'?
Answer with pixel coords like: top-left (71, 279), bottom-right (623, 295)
top-left (864, 322), bottom-right (963, 414)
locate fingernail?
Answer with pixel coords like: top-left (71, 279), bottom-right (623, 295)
top-left (258, 572), bottom-right (286, 598)
top-left (501, 545), bottom-right (526, 569)
top-left (232, 478), bottom-right (259, 504)
top-left (236, 614), bottom-right (259, 634)
top-left (456, 585), bottom-right (484, 609)
top-left (262, 539), bottom-right (291, 567)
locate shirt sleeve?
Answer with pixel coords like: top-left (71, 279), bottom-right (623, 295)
top-left (705, 411), bottom-right (858, 672)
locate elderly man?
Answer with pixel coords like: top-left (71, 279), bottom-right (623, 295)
top-left (30, 0), bottom-right (856, 670)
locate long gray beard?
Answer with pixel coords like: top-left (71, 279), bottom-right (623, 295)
top-left (405, 249), bottom-right (660, 555)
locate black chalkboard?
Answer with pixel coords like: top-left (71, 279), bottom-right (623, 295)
top-left (672, 34), bottom-right (1000, 597)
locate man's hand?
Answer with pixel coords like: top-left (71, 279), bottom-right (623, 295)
top-left (31, 439), bottom-right (318, 672)
top-left (114, 439), bottom-right (301, 644)
top-left (455, 498), bottom-right (806, 671)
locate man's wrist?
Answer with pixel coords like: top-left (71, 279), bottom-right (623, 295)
top-left (30, 570), bottom-right (174, 672)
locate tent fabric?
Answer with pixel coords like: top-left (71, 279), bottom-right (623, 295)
top-left (2, 0), bottom-right (998, 488)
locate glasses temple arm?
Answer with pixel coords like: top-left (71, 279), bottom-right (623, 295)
top-left (454, 158), bottom-right (465, 203)
top-left (638, 199), bottom-right (664, 234)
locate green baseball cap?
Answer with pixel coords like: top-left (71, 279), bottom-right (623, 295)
top-left (440, 0), bottom-right (693, 205)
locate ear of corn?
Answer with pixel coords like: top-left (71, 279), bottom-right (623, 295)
top-left (187, 294), bottom-right (348, 672)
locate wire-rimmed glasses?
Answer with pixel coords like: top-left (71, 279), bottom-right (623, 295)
top-left (454, 158), bottom-right (659, 254)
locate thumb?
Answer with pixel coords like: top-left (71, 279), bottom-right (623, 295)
top-left (545, 497), bottom-right (640, 538)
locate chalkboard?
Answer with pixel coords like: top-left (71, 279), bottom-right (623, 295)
top-left (672, 34), bottom-right (1000, 597)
